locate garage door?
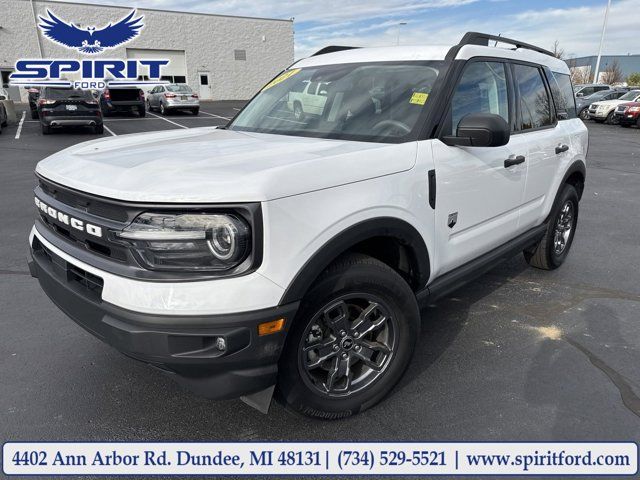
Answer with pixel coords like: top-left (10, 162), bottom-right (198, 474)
top-left (126, 48), bottom-right (187, 83)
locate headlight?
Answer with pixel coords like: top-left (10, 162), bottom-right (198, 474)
top-left (115, 212), bottom-right (251, 272)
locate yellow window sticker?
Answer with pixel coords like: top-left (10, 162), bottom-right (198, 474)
top-left (262, 69), bottom-right (301, 91)
top-left (410, 92), bottom-right (429, 105)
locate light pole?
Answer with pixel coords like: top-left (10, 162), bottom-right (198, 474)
top-left (396, 22), bottom-right (407, 46)
top-left (593, 0), bottom-right (612, 83)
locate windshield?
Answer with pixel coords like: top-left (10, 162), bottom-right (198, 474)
top-left (619, 90), bottom-right (640, 101)
top-left (166, 84), bottom-right (192, 93)
top-left (584, 91), bottom-right (610, 100)
top-left (229, 61), bottom-right (443, 142)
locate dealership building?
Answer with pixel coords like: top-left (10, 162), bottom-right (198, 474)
top-left (0, 0), bottom-right (294, 102)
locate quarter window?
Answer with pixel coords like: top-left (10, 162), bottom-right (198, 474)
top-left (550, 71), bottom-right (577, 120)
top-left (513, 64), bottom-right (553, 130)
top-left (448, 61), bottom-right (510, 135)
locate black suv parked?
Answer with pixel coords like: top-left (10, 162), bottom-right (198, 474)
top-left (27, 87), bottom-right (41, 119)
top-left (37, 87), bottom-right (103, 135)
top-left (99, 85), bottom-right (146, 117)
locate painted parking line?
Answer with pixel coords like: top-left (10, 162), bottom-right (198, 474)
top-left (147, 111), bottom-right (189, 129)
top-left (199, 111), bottom-right (231, 120)
top-left (14, 111), bottom-right (26, 140)
top-left (103, 124), bottom-right (117, 136)
top-left (233, 108), bottom-right (241, 111)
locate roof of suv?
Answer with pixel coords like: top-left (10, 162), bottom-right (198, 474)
top-left (296, 32), bottom-right (569, 74)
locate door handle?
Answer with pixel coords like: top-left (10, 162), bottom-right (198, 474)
top-left (555, 144), bottom-right (569, 154)
top-left (504, 155), bottom-right (525, 168)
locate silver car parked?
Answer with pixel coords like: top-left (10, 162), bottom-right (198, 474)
top-left (146, 84), bottom-right (199, 115)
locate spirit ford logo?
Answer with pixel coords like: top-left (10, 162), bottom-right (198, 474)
top-left (10, 9), bottom-right (168, 89)
top-left (35, 197), bottom-right (103, 238)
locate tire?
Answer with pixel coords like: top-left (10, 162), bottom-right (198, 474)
top-left (605, 111), bottom-right (618, 125)
top-left (276, 253), bottom-right (420, 419)
top-left (160, 103), bottom-right (167, 115)
top-left (579, 108), bottom-right (590, 120)
top-left (146, 100), bottom-right (152, 112)
top-left (192, 108), bottom-right (199, 116)
top-left (94, 124), bottom-right (104, 134)
top-left (524, 184), bottom-right (579, 270)
top-left (293, 102), bottom-right (304, 121)
top-left (621, 123), bottom-right (631, 128)
top-left (138, 107), bottom-right (146, 118)
top-left (41, 124), bottom-right (51, 135)
top-left (0, 122), bottom-right (2, 134)
top-left (31, 109), bottom-right (38, 120)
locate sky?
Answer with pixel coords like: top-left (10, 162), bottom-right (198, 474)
top-left (49, 0), bottom-right (639, 60)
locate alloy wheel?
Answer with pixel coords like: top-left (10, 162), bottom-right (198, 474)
top-left (553, 201), bottom-right (574, 255)
top-left (299, 294), bottom-right (397, 397)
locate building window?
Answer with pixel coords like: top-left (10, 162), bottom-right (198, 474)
top-left (234, 49), bottom-right (247, 61)
top-left (200, 75), bottom-right (209, 86)
top-left (1, 70), bottom-right (12, 88)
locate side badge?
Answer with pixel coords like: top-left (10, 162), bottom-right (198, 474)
top-left (447, 212), bottom-right (458, 229)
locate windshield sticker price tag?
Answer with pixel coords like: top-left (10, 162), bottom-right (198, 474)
top-left (410, 92), bottom-right (429, 105)
top-left (262, 68), bottom-right (301, 91)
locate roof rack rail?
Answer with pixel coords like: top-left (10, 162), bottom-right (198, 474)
top-left (311, 45), bottom-right (360, 57)
top-left (459, 32), bottom-right (555, 58)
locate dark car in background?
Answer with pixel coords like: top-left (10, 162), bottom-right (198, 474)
top-left (27, 87), bottom-right (41, 119)
top-left (99, 85), bottom-right (145, 117)
top-left (37, 87), bottom-right (103, 135)
top-left (576, 88), bottom-right (630, 120)
top-left (613, 102), bottom-right (640, 127)
top-left (573, 83), bottom-right (611, 97)
top-left (0, 88), bottom-right (8, 134)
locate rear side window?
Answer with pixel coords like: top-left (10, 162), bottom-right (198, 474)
top-left (44, 88), bottom-right (92, 100)
top-left (447, 61), bottom-right (510, 135)
top-left (550, 72), bottom-right (577, 120)
top-left (513, 64), bottom-right (553, 130)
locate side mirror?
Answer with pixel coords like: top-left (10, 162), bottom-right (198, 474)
top-left (576, 92), bottom-right (584, 97)
top-left (0, 95), bottom-right (6, 101)
top-left (442, 113), bottom-right (510, 147)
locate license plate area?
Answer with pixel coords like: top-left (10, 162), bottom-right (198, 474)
top-left (66, 104), bottom-right (78, 111)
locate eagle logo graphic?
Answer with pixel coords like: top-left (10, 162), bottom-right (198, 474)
top-left (38, 9), bottom-right (144, 54)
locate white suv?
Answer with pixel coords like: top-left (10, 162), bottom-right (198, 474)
top-left (29, 32), bottom-right (587, 419)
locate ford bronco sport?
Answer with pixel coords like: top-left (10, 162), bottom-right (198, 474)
top-left (29, 32), bottom-right (587, 419)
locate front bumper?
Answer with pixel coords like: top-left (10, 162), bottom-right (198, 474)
top-left (617, 113), bottom-right (639, 125)
top-left (29, 235), bottom-right (298, 400)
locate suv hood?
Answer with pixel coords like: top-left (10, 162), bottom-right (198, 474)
top-left (36, 127), bottom-right (417, 203)
top-left (591, 99), bottom-right (627, 107)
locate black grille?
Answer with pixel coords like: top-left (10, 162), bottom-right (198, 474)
top-left (39, 177), bottom-right (130, 222)
top-left (33, 237), bottom-right (104, 300)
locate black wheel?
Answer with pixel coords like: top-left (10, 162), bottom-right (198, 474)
top-left (0, 122), bottom-right (2, 134)
top-left (94, 124), bottom-right (104, 134)
top-left (277, 254), bottom-right (419, 419)
top-left (31, 110), bottom-right (38, 120)
top-left (605, 111), bottom-right (618, 125)
top-left (192, 108), bottom-right (199, 116)
top-left (579, 108), bottom-right (590, 120)
top-left (160, 103), bottom-right (167, 115)
top-left (41, 124), bottom-right (51, 135)
top-left (524, 184), bottom-right (579, 270)
top-left (293, 102), bottom-right (304, 121)
top-left (637, 117), bottom-right (640, 128)
top-left (146, 100), bottom-right (152, 112)
top-left (138, 107), bottom-right (146, 118)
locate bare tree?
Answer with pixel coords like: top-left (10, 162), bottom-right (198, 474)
top-left (566, 58), bottom-right (592, 84)
top-left (600, 59), bottom-right (624, 84)
top-left (552, 40), bottom-right (565, 60)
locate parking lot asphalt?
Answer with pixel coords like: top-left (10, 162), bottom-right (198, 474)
top-left (1, 107), bottom-right (639, 478)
